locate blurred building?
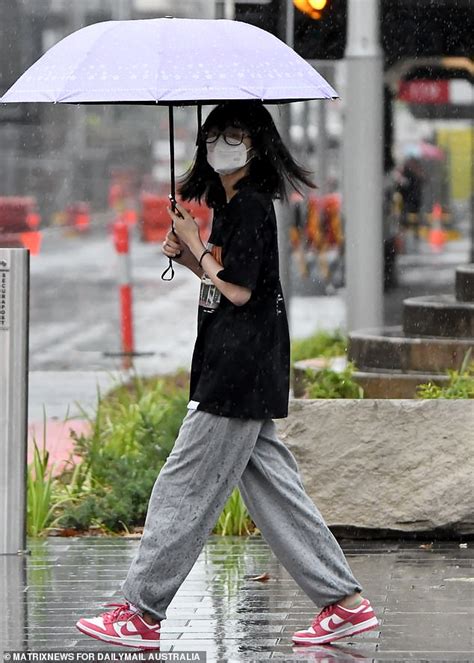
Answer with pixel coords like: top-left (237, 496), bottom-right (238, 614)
top-left (0, 0), bottom-right (215, 220)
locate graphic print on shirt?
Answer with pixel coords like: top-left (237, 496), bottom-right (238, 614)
top-left (199, 243), bottom-right (223, 312)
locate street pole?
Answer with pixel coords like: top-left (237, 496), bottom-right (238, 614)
top-left (274, 0), bottom-right (294, 319)
top-left (0, 249), bottom-right (29, 555)
top-left (215, 0), bottom-right (234, 19)
top-left (115, 0), bottom-right (132, 20)
top-left (343, 0), bottom-right (384, 331)
top-left (223, 0), bottom-right (235, 19)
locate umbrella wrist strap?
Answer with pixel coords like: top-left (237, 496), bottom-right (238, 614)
top-left (161, 257), bottom-right (175, 281)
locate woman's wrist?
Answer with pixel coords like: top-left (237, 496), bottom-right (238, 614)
top-left (198, 248), bottom-right (212, 268)
top-left (188, 236), bottom-right (206, 261)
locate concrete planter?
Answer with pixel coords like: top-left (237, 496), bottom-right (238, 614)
top-left (275, 398), bottom-right (474, 537)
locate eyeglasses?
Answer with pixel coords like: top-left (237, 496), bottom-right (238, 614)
top-left (203, 129), bottom-right (251, 146)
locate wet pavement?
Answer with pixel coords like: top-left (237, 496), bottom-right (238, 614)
top-left (1, 536), bottom-right (473, 661)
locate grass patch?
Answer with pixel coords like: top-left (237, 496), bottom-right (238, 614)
top-left (303, 362), bottom-right (364, 399)
top-left (291, 330), bottom-right (348, 363)
top-left (416, 349), bottom-right (474, 399)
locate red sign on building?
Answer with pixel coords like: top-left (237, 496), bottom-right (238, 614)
top-left (398, 80), bottom-right (450, 105)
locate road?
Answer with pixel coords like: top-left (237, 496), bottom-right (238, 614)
top-left (29, 222), bottom-right (471, 375)
top-left (29, 226), bottom-right (200, 373)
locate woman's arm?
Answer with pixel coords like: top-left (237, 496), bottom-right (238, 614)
top-left (167, 204), bottom-right (252, 307)
top-left (187, 235), bottom-right (252, 307)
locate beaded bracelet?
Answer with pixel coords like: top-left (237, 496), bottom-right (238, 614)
top-left (198, 248), bottom-right (212, 268)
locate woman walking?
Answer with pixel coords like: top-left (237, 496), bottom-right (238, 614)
top-left (76, 101), bottom-right (379, 649)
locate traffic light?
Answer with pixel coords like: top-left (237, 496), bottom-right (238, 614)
top-left (293, 0), bottom-right (347, 59)
top-left (235, 0), bottom-right (347, 60)
top-left (293, 0), bottom-right (329, 20)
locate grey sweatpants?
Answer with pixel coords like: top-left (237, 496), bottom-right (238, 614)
top-left (121, 409), bottom-right (362, 621)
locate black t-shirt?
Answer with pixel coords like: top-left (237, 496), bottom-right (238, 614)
top-left (188, 185), bottom-right (290, 420)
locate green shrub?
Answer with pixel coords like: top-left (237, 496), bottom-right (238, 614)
top-left (416, 349), bottom-right (474, 399)
top-left (304, 362), bottom-right (364, 399)
top-left (57, 374), bottom-right (189, 532)
top-left (291, 330), bottom-right (348, 363)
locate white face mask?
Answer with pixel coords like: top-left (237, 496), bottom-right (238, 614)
top-left (206, 136), bottom-right (252, 175)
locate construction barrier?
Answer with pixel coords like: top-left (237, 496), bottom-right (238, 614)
top-left (139, 194), bottom-right (212, 243)
top-left (0, 196), bottom-right (42, 254)
top-left (304, 193), bottom-right (344, 252)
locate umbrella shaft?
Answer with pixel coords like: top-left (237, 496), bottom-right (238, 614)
top-left (169, 106), bottom-right (176, 208)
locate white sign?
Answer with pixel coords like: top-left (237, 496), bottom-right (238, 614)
top-left (0, 265), bottom-right (10, 331)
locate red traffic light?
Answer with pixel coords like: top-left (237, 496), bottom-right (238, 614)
top-left (293, 0), bottom-right (329, 19)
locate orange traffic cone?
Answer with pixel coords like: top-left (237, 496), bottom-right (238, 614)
top-left (428, 202), bottom-right (445, 253)
top-left (123, 208), bottom-right (138, 225)
top-left (20, 231), bottom-right (42, 255)
top-left (75, 211), bottom-right (90, 232)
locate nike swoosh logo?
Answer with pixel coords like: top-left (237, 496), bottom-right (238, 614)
top-left (320, 614), bottom-right (346, 631)
top-left (119, 623), bottom-right (141, 637)
top-left (328, 616), bottom-right (346, 630)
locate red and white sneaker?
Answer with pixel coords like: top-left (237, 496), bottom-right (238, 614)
top-left (292, 597), bottom-right (379, 645)
top-left (76, 602), bottom-right (160, 650)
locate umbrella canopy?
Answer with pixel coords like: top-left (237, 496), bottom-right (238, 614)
top-left (1, 17), bottom-right (338, 280)
top-left (0, 18), bottom-right (338, 105)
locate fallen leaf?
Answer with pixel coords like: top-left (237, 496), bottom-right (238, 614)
top-left (48, 527), bottom-right (82, 537)
top-left (249, 572), bottom-right (271, 582)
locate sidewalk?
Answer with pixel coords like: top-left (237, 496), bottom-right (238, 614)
top-left (1, 536), bottom-right (472, 660)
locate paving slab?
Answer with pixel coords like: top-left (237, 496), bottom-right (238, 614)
top-left (1, 537), bottom-right (472, 661)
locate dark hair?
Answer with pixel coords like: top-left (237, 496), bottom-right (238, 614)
top-left (179, 101), bottom-right (316, 208)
